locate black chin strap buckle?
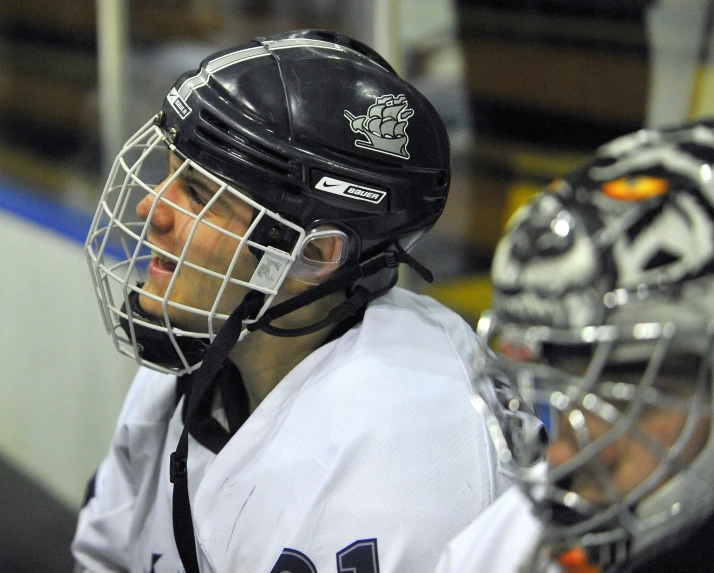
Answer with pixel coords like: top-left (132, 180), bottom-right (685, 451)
top-left (361, 243), bottom-right (433, 283)
top-left (393, 242), bottom-right (433, 283)
top-left (358, 250), bottom-right (398, 279)
top-left (169, 452), bottom-right (187, 484)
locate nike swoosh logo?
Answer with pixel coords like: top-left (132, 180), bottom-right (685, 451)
top-left (315, 177), bottom-right (348, 191)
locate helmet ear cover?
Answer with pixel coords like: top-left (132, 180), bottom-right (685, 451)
top-left (288, 227), bottom-right (351, 285)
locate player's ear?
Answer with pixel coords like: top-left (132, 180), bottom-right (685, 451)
top-left (285, 226), bottom-right (349, 289)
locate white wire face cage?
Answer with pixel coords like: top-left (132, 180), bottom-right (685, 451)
top-left (85, 118), bottom-right (306, 375)
top-left (496, 321), bottom-right (714, 572)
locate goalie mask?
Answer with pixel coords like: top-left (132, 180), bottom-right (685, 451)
top-left (478, 120), bottom-right (714, 572)
top-left (85, 29), bottom-right (449, 374)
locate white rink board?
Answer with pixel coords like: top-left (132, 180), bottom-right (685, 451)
top-left (0, 210), bottom-right (138, 509)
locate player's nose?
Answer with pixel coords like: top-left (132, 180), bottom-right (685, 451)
top-left (136, 183), bottom-right (175, 232)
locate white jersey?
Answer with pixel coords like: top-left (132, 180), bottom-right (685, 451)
top-left (72, 287), bottom-right (514, 573)
top-left (434, 486), bottom-right (550, 573)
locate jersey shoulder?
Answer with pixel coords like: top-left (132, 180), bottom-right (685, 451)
top-left (114, 366), bottom-right (178, 427)
top-left (435, 486), bottom-right (541, 573)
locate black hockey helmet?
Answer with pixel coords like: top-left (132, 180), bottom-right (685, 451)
top-left (160, 29), bottom-right (449, 284)
top-left (85, 29), bottom-right (450, 373)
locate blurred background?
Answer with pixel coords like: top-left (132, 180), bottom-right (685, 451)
top-left (2, 0), bottom-right (714, 570)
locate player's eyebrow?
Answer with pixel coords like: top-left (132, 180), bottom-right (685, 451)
top-left (167, 151), bottom-right (254, 206)
top-left (184, 166), bottom-right (220, 194)
top-left (169, 154), bottom-right (220, 194)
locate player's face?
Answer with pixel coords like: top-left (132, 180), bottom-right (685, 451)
top-left (135, 152), bottom-right (258, 332)
top-left (545, 354), bottom-right (711, 505)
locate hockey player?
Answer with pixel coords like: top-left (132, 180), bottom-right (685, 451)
top-left (72, 30), bottom-right (514, 573)
top-left (435, 120), bottom-right (714, 573)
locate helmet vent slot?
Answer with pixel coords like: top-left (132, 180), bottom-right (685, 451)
top-left (197, 109), bottom-right (298, 180)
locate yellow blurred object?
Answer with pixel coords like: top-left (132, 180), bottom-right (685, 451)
top-left (502, 181), bottom-right (542, 229)
top-left (689, 64), bottom-right (714, 119)
top-left (426, 274), bottom-right (493, 325)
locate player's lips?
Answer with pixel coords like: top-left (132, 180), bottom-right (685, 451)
top-left (148, 251), bottom-right (177, 278)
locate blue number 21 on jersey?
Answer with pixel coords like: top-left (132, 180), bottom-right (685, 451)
top-left (270, 538), bottom-right (379, 573)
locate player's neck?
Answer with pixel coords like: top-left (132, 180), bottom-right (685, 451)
top-left (228, 292), bottom-right (345, 412)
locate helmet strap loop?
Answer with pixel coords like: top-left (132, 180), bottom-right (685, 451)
top-left (394, 240), bottom-right (434, 283)
top-left (247, 244), bottom-right (431, 337)
top-left (170, 289), bottom-right (265, 573)
top-left (259, 286), bottom-right (370, 338)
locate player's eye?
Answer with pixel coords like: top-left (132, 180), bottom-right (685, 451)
top-left (186, 185), bottom-right (207, 207)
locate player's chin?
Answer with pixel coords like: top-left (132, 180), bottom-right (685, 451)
top-left (137, 291), bottom-right (167, 320)
top-left (137, 294), bottom-right (206, 334)
top-left (137, 278), bottom-right (181, 317)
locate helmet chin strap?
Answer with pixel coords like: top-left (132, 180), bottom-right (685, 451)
top-left (170, 288), bottom-right (265, 573)
top-left (247, 242), bottom-right (434, 337)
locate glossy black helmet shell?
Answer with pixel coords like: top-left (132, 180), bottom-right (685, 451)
top-left (160, 29), bottom-right (450, 263)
